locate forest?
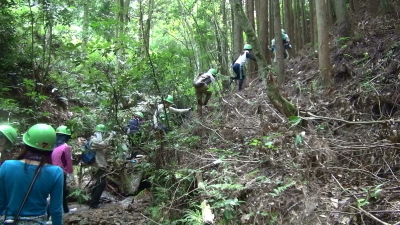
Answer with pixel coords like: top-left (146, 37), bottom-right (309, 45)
top-left (1, 0), bottom-right (400, 224)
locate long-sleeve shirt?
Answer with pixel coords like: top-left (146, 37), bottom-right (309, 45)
top-left (233, 50), bottom-right (256, 66)
top-left (153, 104), bottom-right (190, 126)
top-left (51, 143), bottom-right (73, 174)
top-left (0, 160), bottom-right (63, 225)
top-left (90, 133), bottom-right (114, 168)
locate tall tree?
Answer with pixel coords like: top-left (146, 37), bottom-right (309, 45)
top-left (334, 0), bottom-right (350, 37)
top-left (257, 0), bottom-right (270, 64)
top-left (246, 0), bottom-right (257, 79)
top-left (309, 0), bottom-right (317, 48)
top-left (232, 1), bottom-right (244, 56)
top-left (230, 0), bottom-right (296, 117)
top-left (316, 0), bottom-right (333, 87)
top-left (284, 0), bottom-right (293, 49)
top-left (273, 0), bottom-right (285, 86)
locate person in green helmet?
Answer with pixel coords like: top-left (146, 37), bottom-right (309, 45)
top-left (88, 124), bottom-right (115, 209)
top-left (51, 125), bottom-right (75, 214)
top-left (193, 68), bottom-right (218, 115)
top-left (231, 44), bottom-right (256, 91)
top-left (153, 95), bottom-right (191, 133)
top-left (0, 124), bottom-right (63, 225)
top-left (0, 125), bottom-right (18, 160)
top-left (269, 29), bottom-right (292, 62)
top-left (126, 112), bottom-right (144, 159)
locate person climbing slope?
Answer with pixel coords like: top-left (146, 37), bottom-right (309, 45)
top-left (153, 95), bottom-right (191, 133)
top-left (231, 44), bottom-right (256, 91)
top-left (193, 68), bottom-right (218, 115)
top-left (269, 29), bottom-right (292, 62)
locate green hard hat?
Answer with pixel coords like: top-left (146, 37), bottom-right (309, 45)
top-left (244, 44), bottom-right (252, 50)
top-left (208, 68), bottom-right (217, 75)
top-left (95, 124), bottom-right (106, 132)
top-left (22, 124), bottom-right (56, 151)
top-left (134, 112), bottom-right (144, 118)
top-left (0, 125), bottom-right (18, 148)
top-left (164, 95), bottom-right (174, 104)
top-left (55, 125), bottom-right (72, 136)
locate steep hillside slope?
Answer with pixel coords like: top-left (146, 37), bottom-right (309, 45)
top-left (179, 10), bottom-right (400, 225)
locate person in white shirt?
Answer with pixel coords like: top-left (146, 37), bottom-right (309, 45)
top-left (231, 44), bottom-right (256, 91)
top-left (153, 95), bottom-right (191, 133)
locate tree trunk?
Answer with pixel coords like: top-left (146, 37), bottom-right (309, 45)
top-left (143, 0), bottom-right (154, 51)
top-left (316, 0), bottom-right (333, 87)
top-left (246, 0), bottom-right (257, 79)
top-left (309, 0), bottom-right (318, 49)
top-left (257, 0), bottom-right (270, 64)
top-left (232, 1), bottom-right (244, 56)
top-left (301, 0), bottom-right (308, 44)
top-left (334, 0), bottom-right (351, 37)
top-left (273, 0), bottom-right (285, 86)
top-left (230, 0), bottom-right (297, 117)
top-left (326, 0), bottom-right (335, 27)
top-left (269, 0), bottom-right (274, 54)
top-left (284, 0), bottom-right (293, 46)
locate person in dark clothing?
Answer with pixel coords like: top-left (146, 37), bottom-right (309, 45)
top-left (231, 44), bottom-right (256, 91)
top-left (126, 112), bottom-right (144, 159)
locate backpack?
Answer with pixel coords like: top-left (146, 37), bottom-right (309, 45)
top-left (81, 141), bottom-right (96, 164)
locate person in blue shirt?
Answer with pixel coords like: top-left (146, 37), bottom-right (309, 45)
top-left (231, 44), bottom-right (256, 91)
top-left (0, 124), bottom-right (63, 225)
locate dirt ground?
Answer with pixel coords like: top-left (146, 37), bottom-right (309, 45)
top-left (63, 190), bottom-right (152, 224)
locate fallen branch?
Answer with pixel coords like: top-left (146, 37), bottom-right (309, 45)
top-left (349, 206), bottom-right (391, 225)
top-left (196, 121), bottom-right (227, 142)
top-left (304, 112), bottom-right (400, 125)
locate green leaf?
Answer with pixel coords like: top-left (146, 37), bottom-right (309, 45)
top-left (294, 134), bottom-right (303, 146)
top-left (289, 116), bottom-right (302, 127)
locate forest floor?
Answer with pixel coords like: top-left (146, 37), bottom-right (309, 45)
top-left (58, 10), bottom-right (400, 225)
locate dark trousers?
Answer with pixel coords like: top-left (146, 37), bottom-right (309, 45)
top-left (231, 63), bottom-right (245, 90)
top-left (62, 174), bottom-right (70, 213)
top-left (90, 168), bottom-right (107, 207)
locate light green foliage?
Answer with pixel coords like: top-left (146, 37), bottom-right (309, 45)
top-left (248, 133), bottom-right (282, 151)
top-left (289, 116), bottom-right (302, 127)
top-left (269, 181), bottom-right (296, 197)
top-left (68, 187), bottom-right (90, 205)
top-left (357, 198), bottom-right (369, 207)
